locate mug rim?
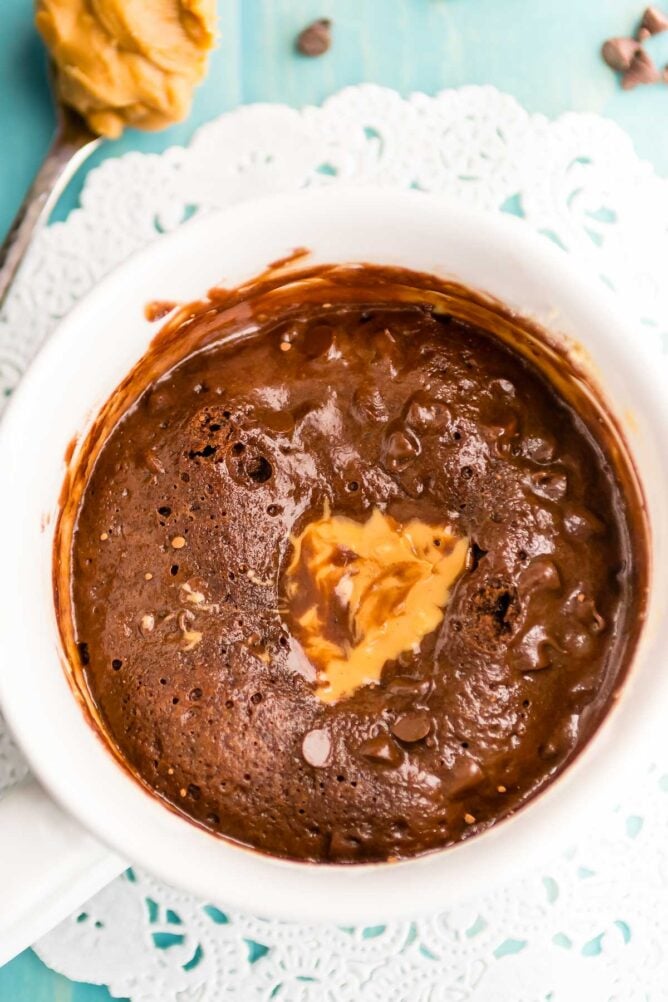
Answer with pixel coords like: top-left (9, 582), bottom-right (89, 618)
top-left (0, 186), bottom-right (666, 922)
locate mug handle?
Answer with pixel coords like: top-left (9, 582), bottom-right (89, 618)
top-left (0, 776), bottom-right (125, 965)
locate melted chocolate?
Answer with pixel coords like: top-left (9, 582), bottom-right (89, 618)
top-left (57, 265), bottom-right (648, 863)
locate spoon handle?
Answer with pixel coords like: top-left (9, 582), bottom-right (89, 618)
top-left (0, 109), bottom-right (100, 313)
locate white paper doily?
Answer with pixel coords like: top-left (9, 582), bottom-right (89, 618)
top-left (2, 85), bottom-right (668, 1001)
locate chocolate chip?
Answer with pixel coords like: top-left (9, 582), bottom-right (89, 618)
top-left (638, 5), bottom-right (668, 37)
top-left (513, 624), bottom-right (563, 671)
top-left (602, 36), bottom-right (642, 72)
top-left (560, 624), bottom-right (595, 658)
top-left (391, 710), bottom-right (432, 743)
top-left (296, 18), bottom-right (332, 57)
top-left (622, 48), bottom-right (661, 88)
top-left (302, 323), bottom-right (334, 357)
top-left (448, 757), bottom-right (485, 798)
top-left (523, 432), bottom-right (557, 464)
top-left (528, 469), bottom-right (568, 501)
top-left (491, 378), bottom-right (516, 398)
top-left (386, 676), bottom-right (431, 700)
top-left (302, 728), bottom-right (331, 768)
top-left (328, 829), bottom-right (360, 858)
top-left (358, 733), bottom-right (403, 766)
top-left (404, 391), bottom-right (450, 431)
top-left (519, 557), bottom-right (561, 597)
top-left (484, 410), bottom-right (519, 444)
top-left (381, 427), bottom-right (421, 473)
top-left (351, 384), bottom-right (388, 425)
top-left (562, 504), bottom-right (606, 540)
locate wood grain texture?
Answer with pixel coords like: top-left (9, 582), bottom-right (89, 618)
top-left (0, 0), bottom-right (667, 997)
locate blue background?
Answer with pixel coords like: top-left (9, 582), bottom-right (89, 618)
top-left (1, 0), bottom-right (667, 997)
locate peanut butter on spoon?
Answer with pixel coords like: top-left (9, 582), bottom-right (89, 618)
top-left (35, 0), bottom-right (217, 138)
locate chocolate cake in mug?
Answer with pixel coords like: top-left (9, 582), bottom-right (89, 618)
top-left (56, 263), bottom-right (648, 863)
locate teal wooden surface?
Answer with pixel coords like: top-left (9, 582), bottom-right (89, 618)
top-left (0, 949), bottom-right (123, 1001)
top-left (1, 0), bottom-right (667, 997)
top-left (2, 0), bottom-right (668, 239)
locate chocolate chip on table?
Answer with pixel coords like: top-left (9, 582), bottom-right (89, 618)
top-left (602, 37), bottom-right (642, 72)
top-left (602, 7), bottom-right (668, 87)
top-left (391, 710), bottom-right (432, 744)
top-left (296, 18), bottom-right (332, 57)
top-left (622, 47), bottom-right (662, 88)
top-left (637, 4), bottom-right (668, 38)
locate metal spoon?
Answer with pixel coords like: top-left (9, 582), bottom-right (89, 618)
top-left (0, 79), bottom-right (101, 313)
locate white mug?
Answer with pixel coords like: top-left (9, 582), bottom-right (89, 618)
top-left (0, 188), bottom-right (665, 963)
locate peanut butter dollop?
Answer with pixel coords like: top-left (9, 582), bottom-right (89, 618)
top-left (35, 0), bottom-right (216, 138)
top-left (285, 508), bottom-right (469, 703)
